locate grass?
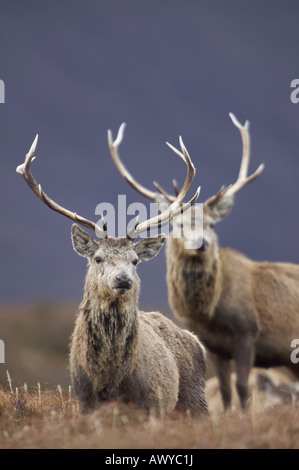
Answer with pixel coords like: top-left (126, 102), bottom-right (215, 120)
top-left (1, 302), bottom-right (299, 449)
top-left (1, 371), bottom-right (299, 449)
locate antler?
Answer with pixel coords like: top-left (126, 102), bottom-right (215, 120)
top-left (108, 125), bottom-right (195, 205)
top-left (108, 125), bottom-right (200, 238)
top-left (108, 123), bottom-right (158, 201)
top-left (205, 113), bottom-right (264, 206)
top-left (16, 135), bottom-right (107, 238)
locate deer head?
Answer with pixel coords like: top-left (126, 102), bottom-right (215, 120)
top-left (16, 124), bottom-right (199, 299)
top-left (71, 224), bottom-right (164, 303)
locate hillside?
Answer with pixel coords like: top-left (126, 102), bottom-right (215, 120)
top-left (0, 301), bottom-right (76, 390)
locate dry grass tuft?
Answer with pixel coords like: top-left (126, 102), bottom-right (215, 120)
top-left (0, 373), bottom-right (299, 449)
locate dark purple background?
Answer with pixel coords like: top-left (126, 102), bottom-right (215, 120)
top-left (1, 0), bottom-right (299, 313)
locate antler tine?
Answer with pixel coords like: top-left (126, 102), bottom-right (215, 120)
top-left (132, 136), bottom-right (199, 237)
top-left (16, 135), bottom-right (107, 238)
top-left (152, 180), bottom-right (176, 202)
top-left (167, 135), bottom-right (195, 188)
top-left (126, 215), bottom-right (139, 240)
top-left (222, 113), bottom-right (264, 199)
top-left (205, 114), bottom-right (264, 206)
top-left (108, 124), bottom-right (157, 200)
top-left (152, 136), bottom-right (195, 203)
top-left (172, 179), bottom-right (180, 197)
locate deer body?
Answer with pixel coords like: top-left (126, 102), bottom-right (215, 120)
top-left (167, 237), bottom-right (299, 408)
top-left (70, 304), bottom-right (181, 414)
top-left (69, 228), bottom-right (208, 415)
top-left (166, 199), bottom-right (299, 409)
top-left (17, 127), bottom-right (208, 416)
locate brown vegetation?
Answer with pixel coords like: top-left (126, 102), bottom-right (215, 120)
top-left (1, 377), bottom-right (299, 449)
top-left (1, 303), bottom-right (299, 448)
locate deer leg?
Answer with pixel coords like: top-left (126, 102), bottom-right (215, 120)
top-left (71, 363), bottom-right (98, 414)
top-left (233, 336), bottom-right (255, 410)
top-left (211, 353), bottom-right (232, 410)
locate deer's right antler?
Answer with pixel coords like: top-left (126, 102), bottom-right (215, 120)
top-left (16, 136), bottom-right (108, 238)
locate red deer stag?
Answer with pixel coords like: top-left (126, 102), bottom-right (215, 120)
top-left (16, 129), bottom-right (208, 416)
top-left (109, 113), bottom-right (299, 411)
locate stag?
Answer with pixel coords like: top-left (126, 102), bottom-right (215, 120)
top-left (109, 113), bottom-right (299, 410)
top-left (16, 129), bottom-right (208, 416)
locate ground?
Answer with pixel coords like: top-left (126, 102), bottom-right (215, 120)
top-left (0, 301), bottom-right (298, 449)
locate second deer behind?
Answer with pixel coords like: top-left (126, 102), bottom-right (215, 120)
top-left (110, 113), bottom-right (299, 411)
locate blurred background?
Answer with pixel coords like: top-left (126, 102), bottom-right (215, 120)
top-left (1, 0), bottom-right (299, 389)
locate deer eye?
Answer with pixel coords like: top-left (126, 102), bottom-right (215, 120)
top-left (95, 257), bottom-right (103, 264)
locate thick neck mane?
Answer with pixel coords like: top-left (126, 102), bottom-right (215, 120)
top-left (166, 237), bottom-right (222, 322)
top-left (76, 291), bottom-right (140, 396)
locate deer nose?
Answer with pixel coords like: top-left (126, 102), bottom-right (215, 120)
top-left (200, 239), bottom-right (210, 251)
top-left (115, 275), bottom-right (133, 290)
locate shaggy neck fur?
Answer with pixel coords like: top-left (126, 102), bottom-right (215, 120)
top-left (75, 274), bottom-right (141, 396)
top-left (166, 236), bottom-right (222, 322)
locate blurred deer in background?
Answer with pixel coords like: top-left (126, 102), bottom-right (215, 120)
top-left (109, 113), bottom-right (299, 411)
top-left (206, 367), bottom-right (299, 413)
top-left (16, 129), bottom-right (208, 416)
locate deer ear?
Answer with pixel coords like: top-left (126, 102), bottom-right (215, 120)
top-left (134, 236), bottom-right (165, 262)
top-left (71, 224), bottom-right (98, 257)
top-left (206, 194), bottom-right (234, 223)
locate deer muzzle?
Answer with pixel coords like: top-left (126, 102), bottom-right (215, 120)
top-left (114, 275), bottom-right (133, 294)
